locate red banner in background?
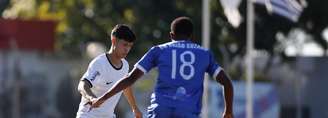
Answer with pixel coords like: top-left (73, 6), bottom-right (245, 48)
top-left (0, 19), bottom-right (56, 52)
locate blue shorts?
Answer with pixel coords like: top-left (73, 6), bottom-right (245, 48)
top-left (146, 103), bottom-right (199, 118)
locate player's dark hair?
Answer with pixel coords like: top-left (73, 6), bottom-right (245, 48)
top-left (170, 16), bottom-right (193, 39)
top-left (110, 24), bottom-right (136, 42)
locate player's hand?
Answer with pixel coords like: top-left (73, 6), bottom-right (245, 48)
top-left (132, 108), bottom-right (142, 118)
top-left (84, 97), bottom-right (98, 112)
top-left (84, 97), bottom-right (97, 106)
top-left (90, 98), bottom-right (105, 109)
top-left (222, 112), bottom-right (233, 118)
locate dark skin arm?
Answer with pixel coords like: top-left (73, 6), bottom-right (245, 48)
top-left (90, 68), bottom-right (144, 108)
top-left (216, 70), bottom-right (234, 118)
top-left (90, 68), bottom-right (234, 118)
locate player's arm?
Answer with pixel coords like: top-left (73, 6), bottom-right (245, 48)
top-left (123, 87), bottom-right (142, 118)
top-left (216, 70), bottom-right (234, 118)
top-left (91, 68), bottom-right (144, 108)
top-left (78, 79), bottom-right (97, 102)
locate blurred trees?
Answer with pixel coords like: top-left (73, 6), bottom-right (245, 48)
top-left (1, 0), bottom-right (328, 79)
top-left (300, 0), bottom-right (328, 52)
top-left (229, 0), bottom-right (328, 59)
top-left (1, 0), bottom-right (203, 58)
top-left (0, 0), bottom-right (9, 14)
top-left (217, 0), bottom-right (328, 80)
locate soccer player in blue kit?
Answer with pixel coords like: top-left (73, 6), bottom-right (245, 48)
top-left (90, 16), bottom-right (234, 118)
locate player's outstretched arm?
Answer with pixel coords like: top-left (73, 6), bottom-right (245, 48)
top-left (91, 68), bottom-right (144, 108)
top-left (78, 80), bottom-right (97, 103)
top-left (216, 70), bottom-right (234, 118)
top-left (123, 87), bottom-right (142, 118)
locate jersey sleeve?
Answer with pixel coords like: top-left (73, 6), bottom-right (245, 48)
top-left (134, 46), bottom-right (161, 73)
top-left (206, 51), bottom-right (222, 79)
top-left (81, 59), bottom-right (102, 87)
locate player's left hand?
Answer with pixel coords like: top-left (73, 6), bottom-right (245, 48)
top-left (133, 108), bottom-right (142, 118)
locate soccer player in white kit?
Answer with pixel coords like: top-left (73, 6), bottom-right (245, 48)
top-left (76, 24), bottom-right (142, 118)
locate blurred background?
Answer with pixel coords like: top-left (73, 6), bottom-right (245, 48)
top-left (0, 0), bottom-right (327, 118)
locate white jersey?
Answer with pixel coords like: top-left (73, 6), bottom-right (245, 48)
top-left (76, 53), bottom-right (129, 118)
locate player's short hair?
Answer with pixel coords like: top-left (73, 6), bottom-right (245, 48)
top-left (170, 16), bottom-right (193, 38)
top-left (110, 24), bottom-right (136, 42)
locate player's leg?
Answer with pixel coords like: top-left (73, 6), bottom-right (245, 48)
top-left (147, 103), bottom-right (173, 118)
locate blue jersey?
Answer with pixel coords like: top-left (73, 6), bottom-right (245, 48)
top-left (135, 40), bottom-right (222, 113)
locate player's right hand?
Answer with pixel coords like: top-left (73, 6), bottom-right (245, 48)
top-left (84, 97), bottom-right (96, 105)
top-left (90, 97), bottom-right (105, 109)
top-left (84, 98), bottom-right (98, 112)
top-left (133, 108), bottom-right (142, 118)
